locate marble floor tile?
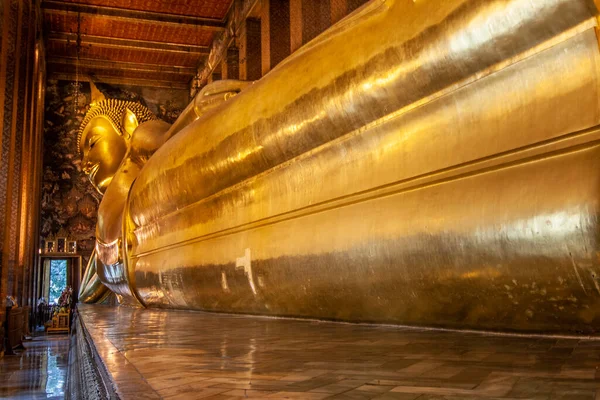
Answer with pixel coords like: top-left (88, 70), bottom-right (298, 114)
top-left (77, 305), bottom-right (600, 399)
top-left (0, 334), bottom-right (69, 399)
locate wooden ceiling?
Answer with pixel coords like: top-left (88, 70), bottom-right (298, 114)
top-left (43, 0), bottom-right (235, 89)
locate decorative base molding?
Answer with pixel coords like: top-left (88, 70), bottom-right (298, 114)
top-left (66, 311), bottom-right (118, 400)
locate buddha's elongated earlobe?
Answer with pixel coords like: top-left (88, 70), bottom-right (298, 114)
top-left (122, 108), bottom-right (139, 139)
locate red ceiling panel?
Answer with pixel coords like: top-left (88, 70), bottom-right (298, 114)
top-left (55, 0), bottom-right (233, 19)
top-left (47, 62), bottom-right (190, 83)
top-left (42, 0), bottom-right (227, 87)
top-left (47, 40), bottom-right (201, 68)
top-left (45, 13), bottom-right (216, 46)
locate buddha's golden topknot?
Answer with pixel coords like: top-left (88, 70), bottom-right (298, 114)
top-left (77, 99), bottom-right (157, 152)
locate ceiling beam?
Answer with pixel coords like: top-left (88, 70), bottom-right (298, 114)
top-left (48, 72), bottom-right (190, 90)
top-left (46, 56), bottom-right (197, 75)
top-left (47, 32), bottom-right (209, 55)
top-left (42, 0), bottom-right (226, 30)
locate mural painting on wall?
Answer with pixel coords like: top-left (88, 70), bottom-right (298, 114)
top-left (42, 79), bottom-right (186, 258)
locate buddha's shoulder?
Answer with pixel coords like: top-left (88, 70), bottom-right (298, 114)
top-left (130, 119), bottom-right (172, 153)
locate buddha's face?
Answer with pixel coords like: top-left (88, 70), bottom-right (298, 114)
top-left (80, 116), bottom-right (127, 194)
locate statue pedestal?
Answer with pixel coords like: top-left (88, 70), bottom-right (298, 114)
top-left (46, 310), bottom-right (70, 334)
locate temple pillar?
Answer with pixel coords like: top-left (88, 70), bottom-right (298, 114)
top-left (220, 59), bottom-right (228, 80)
top-left (212, 64), bottom-right (222, 82)
top-left (0, 0), bottom-right (23, 320)
top-left (330, 0), bottom-right (347, 24)
top-left (240, 18), bottom-right (262, 81)
top-left (17, 1), bottom-right (36, 308)
top-left (221, 47), bottom-right (240, 80)
top-left (302, 0), bottom-right (331, 48)
top-left (290, 0), bottom-right (302, 53)
top-left (261, 0), bottom-right (290, 75)
top-left (347, 0), bottom-right (369, 13)
top-left (293, 0), bottom-right (364, 55)
top-left (0, 0), bottom-right (44, 352)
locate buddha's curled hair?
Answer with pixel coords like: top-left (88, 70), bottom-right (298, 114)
top-left (77, 99), bottom-right (157, 152)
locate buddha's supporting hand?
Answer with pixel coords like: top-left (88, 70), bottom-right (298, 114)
top-left (78, 249), bottom-right (109, 304)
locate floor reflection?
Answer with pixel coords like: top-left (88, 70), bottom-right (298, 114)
top-left (79, 305), bottom-right (600, 399)
top-left (0, 334), bottom-right (69, 399)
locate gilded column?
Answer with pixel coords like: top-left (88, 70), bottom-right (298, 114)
top-left (0, 0), bottom-right (20, 315)
top-left (6, 0), bottom-right (27, 298)
top-left (18, 2), bottom-right (36, 307)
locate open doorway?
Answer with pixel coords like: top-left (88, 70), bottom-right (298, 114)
top-left (38, 255), bottom-right (83, 306)
top-left (36, 255), bottom-right (83, 328)
top-left (48, 259), bottom-right (67, 305)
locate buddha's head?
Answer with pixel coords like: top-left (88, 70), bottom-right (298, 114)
top-left (78, 97), bottom-right (157, 194)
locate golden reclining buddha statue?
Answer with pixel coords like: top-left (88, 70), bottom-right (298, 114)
top-left (79, 0), bottom-right (600, 333)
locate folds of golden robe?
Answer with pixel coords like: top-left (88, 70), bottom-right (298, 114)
top-left (119, 0), bottom-right (600, 332)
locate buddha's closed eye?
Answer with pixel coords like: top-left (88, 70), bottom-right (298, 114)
top-left (88, 135), bottom-right (101, 149)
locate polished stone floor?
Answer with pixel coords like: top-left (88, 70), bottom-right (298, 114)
top-left (0, 333), bottom-right (69, 399)
top-left (77, 305), bottom-right (600, 400)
